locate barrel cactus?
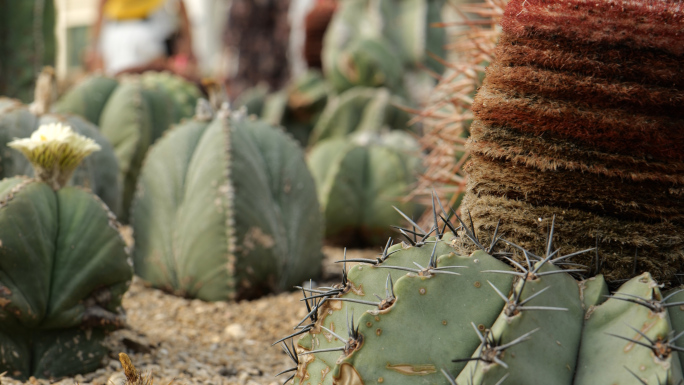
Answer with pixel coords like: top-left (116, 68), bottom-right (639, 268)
top-left (131, 102), bottom-right (324, 301)
top-left (461, 0), bottom-right (684, 284)
top-left (322, 0), bottom-right (447, 99)
top-left (308, 87), bottom-right (411, 146)
top-left (308, 130), bottom-right (423, 246)
top-left (0, 70), bottom-right (120, 212)
top-left (0, 122), bottom-right (132, 380)
top-left (276, 207), bottom-right (684, 385)
top-left (54, 72), bottom-right (201, 221)
top-left (255, 70), bottom-right (330, 146)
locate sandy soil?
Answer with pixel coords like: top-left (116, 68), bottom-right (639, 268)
top-left (1, 247), bottom-right (379, 385)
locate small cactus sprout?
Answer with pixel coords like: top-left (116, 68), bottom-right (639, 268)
top-left (8, 122), bottom-right (101, 190)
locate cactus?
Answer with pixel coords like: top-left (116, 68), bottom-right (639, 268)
top-left (0, 123), bottom-right (132, 380)
top-left (0, 0), bottom-right (56, 103)
top-left (307, 131), bottom-right (423, 246)
top-left (131, 102), bottom-right (324, 301)
top-left (461, 0), bottom-right (684, 284)
top-left (0, 74), bottom-right (121, 212)
top-left (54, 72), bottom-right (201, 222)
top-left (258, 70), bottom-right (331, 146)
top-left (276, 206), bottom-right (684, 385)
top-left (308, 87), bottom-right (412, 146)
top-left (321, 0), bottom-right (446, 99)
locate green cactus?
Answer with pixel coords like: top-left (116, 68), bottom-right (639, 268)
top-left (236, 70), bottom-right (330, 147)
top-left (0, 0), bottom-right (56, 103)
top-left (0, 124), bottom-right (132, 380)
top-left (277, 207), bottom-right (684, 385)
top-left (307, 131), bottom-right (422, 246)
top-left (131, 103), bottom-right (324, 301)
top-left (0, 95), bottom-right (121, 213)
top-left (308, 87), bottom-right (411, 146)
top-left (54, 72), bottom-right (201, 222)
top-left (321, 0), bottom-right (446, 99)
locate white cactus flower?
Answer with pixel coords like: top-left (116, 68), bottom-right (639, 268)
top-left (8, 122), bottom-right (101, 189)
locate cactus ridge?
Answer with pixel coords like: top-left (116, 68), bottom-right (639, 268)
top-left (275, 194), bottom-right (684, 385)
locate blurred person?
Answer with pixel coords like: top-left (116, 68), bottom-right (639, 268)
top-left (87, 0), bottom-right (196, 77)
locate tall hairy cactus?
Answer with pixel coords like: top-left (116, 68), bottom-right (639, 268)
top-left (132, 102), bottom-right (324, 301)
top-left (54, 72), bottom-right (202, 221)
top-left (462, 0), bottom-right (684, 284)
top-left (0, 123), bottom-right (132, 379)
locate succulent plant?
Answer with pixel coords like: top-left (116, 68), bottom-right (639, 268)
top-left (307, 130), bottom-right (423, 246)
top-left (322, 0), bottom-right (446, 99)
top-left (0, 122), bottom-right (132, 380)
top-left (0, 71), bottom-right (121, 212)
top-left (256, 70), bottom-right (330, 146)
top-left (0, 0), bottom-right (56, 103)
top-left (461, 0), bottom-right (684, 284)
top-left (276, 204), bottom-right (684, 385)
top-left (131, 102), bottom-right (324, 301)
top-left (54, 72), bottom-right (201, 222)
top-left (308, 87), bottom-right (411, 147)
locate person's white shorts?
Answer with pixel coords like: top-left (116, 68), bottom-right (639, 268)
top-left (100, 0), bottom-right (179, 75)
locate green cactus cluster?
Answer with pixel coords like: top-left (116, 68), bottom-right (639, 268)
top-left (0, 122), bottom-right (132, 380)
top-left (322, 0), bottom-right (446, 97)
top-left (308, 130), bottom-right (423, 245)
top-left (131, 101), bottom-right (324, 301)
top-left (0, 93), bottom-right (120, 212)
top-left (236, 70), bottom-right (330, 146)
top-left (277, 205), bottom-right (684, 385)
top-left (54, 72), bottom-right (202, 221)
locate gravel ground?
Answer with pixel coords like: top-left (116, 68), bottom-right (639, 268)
top-left (1, 247), bottom-right (379, 385)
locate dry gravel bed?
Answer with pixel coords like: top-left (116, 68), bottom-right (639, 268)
top-left (2, 247), bottom-right (379, 385)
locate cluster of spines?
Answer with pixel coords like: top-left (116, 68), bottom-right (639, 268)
top-left (273, 192), bottom-right (684, 384)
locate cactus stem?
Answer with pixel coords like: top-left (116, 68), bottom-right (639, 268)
top-left (624, 366), bottom-right (649, 385)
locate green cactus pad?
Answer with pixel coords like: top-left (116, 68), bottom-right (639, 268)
top-left (0, 177), bottom-right (132, 379)
top-left (132, 108), bottom-right (324, 301)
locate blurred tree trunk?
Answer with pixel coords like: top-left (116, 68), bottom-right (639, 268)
top-left (224, 0), bottom-right (291, 99)
top-left (0, 0), bottom-right (56, 102)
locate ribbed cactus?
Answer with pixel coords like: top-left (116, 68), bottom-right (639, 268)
top-left (322, 0), bottom-right (446, 102)
top-left (131, 102), bottom-right (324, 301)
top-left (308, 131), bottom-right (422, 245)
top-left (462, 0), bottom-right (684, 284)
top-left (308, 87), bottom-right (411, 146)
top-left (54, 72), bottom-right (201, 221)
top-left (277, 209), bottom-right (684, 385)
top-left (258, 70), bottom-right (330, 146)
top-left (0, 0), bottom-right (56, 103)
top-left (0, 123), bottom-right (132, 380)
top-left (0, 78), bottom-right (120, 212)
